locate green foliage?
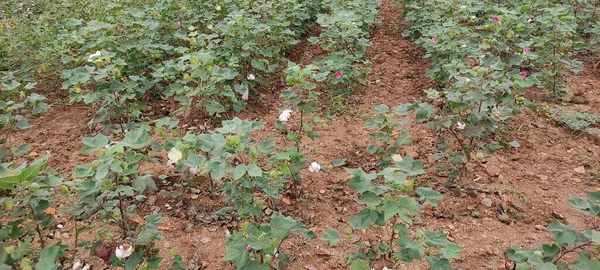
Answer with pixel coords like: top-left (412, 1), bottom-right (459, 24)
top-left (340, 106), bottom-right (459, 269)
top-left (505, 191), bottom-right (600, 269)
top-left (0, 156), bottom-right (66, 269)
top-left (549, 107), bottom-right (600, 136)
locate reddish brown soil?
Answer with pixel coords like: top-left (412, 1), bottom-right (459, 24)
top-left (7, 0), bottom-right (600, 269)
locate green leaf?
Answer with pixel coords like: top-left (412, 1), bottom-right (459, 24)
top-left (573, 253), bottom-right (600, 270)
top-left (509, 141), bottom-right (521, 148)
top-left (258, 139), bottom-right (276, 155)
top-left (233, 165), bottom-right (247, 180)
top-left (321, 229), bottom-right (341, 246)
top-left (247, 164), bottom-right (262, 177)
top-left (396, 130), bottom-right (412, 146)
top-left (270, 215), bottom-right (302, 239)
top-left (426, 256), bottom-right (453, 270)
top-left (122, 126), bottom-right (151, 149)
top-left (12, 144), bottom-right (31, 157)
top-left (35, 245), bottom-right (65, 270)
top-left (358, 191), bottom-right (381, 207)
top-left (373, 104), bottom-right (389, 114)
top-left (395, 155), bottom-right (426, 176)
top-left (0, 157), bottom-right (46, 189)
top-left (440, 243), bottom-right (462, 259)
top-left (223, 243), bottom-right (250, 268)
top-left (416, 187), bottom-right (443, 207)
top-left (15, 120), bottom-right (31, 130)
top-left (396, 237), bottom-right (425, 262)
top-left (82, 134), bottom-right (109, 153)
top-left (125, 250), bottom-right (143, 270)
top-left (348, 208), bottom-right (379, 230)
top-left (424, 231), bottom-right (450, 246)
top-left (349, 260), bottom-right (369, 270)
top-left (332, 159), bottom-right (346, 167)
top-left (382, 197), bottom-right (419, 223)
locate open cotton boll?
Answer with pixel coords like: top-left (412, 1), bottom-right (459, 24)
top-left (308, 162), bottom-right (321, 172)
top-left (168, 147), bottom-right (183, 163)
top-left (456, 121), bottom-right (466, 130)
top-left (247, 74), bottom-right (256, 81)
top-left (88, 51), bottom-right (102, 62)
top-left (278, 109), bottom-right (293, 122)
top-left (115, 244), bottom-right (134, 259)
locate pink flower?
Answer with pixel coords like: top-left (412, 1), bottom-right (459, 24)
top-left (176, 21), bottom-right (182, 29)
top-left (492, 16), bottom-right (500, 24)
top-left (523, 47), bottom-right (531, 54)
top-left (519, 71), bottom-right (528, 78)
top-left (430, 37), bottom-right (438, 43)
top-left (326, 37), bottom-right (332, 42)
top-left (335, 71), bottom-right (343, 79)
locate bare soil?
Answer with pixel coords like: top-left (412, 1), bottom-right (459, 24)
top-left (7, 0), bottom-right (600, 269)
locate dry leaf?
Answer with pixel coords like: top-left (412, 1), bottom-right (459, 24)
top-left (126, 214), bottom-right (146, 225)
top-left (44, 207), bottom-right (56, 215)
top-left (281, 197), bottom-right (291, 205)
top-left (158, 226), bottom-right (170, 231)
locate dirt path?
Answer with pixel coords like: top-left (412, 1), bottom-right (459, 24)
top-left (5, 0), bottom-right (600, 269)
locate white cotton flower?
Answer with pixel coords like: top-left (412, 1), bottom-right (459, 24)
top-left (242, 89), bottom-right (249, 101)
top-left (189, 166), bottom-right (199, 175)
top-left (72, 261), bottom-right (90, 270)
top-left (278, 109), bottom-right (293, 122)
top-left (456, 121), bottom-right (466, 130)
top-left (168, 147), bottom-right (183, 164)
top-left (104, 144), bottom-right (110, 150)
top-left (247, 74), bottom-right (256, 81)
top-left (460, 5), bottom-right (467, 9)
top-left (308, 162), bottom-right (321, 173)
top-left (216, 5), bottom-right (222, 11)
top-left (382, 267), bottom-right (393, 270)
top-left (115, 244), bottom-right (134, 259)
top-left (88, 51), bottom-right (102, 62)
top-left (391, 154), bottom-right (403, 163)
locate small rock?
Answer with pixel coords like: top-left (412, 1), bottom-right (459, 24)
top-left (165, 203), bottom-right (173, 210)
top-left (552, 211), bottom-right (565, 220)
top-left (497, 210), bottom-right (511, 224)
top-left (574, 166), bottom-right (586, 174)
top-left (481, 198), bottom-right (493, 207)
top-left (184, 223), bottom-right (194, 233)
top-left (27, 151), bottom-right (39, 158)
top-left (572, 178), bottom-right (583, 183)
top-left (534, 225), bottom-right (545, 231)
top-left (319, 190), bottom-right (326, 194)
top-left (448, 224), bottom-right (456, 230)
top-left (470, 210), bottom-right (482, 218)
top-left (199, 237), bottom-right (211, 244)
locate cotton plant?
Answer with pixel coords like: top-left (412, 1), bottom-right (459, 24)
top-left (66, 125), bottom-right (165, 269)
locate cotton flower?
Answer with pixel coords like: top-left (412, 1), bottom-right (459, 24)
top-left (519, 71), bottom-right (528, 78)
top-left (247, 74), bottom-right (255, 81)
top-left (88, 51), bottom-right (102, 62)
top-left (326, 37), bottom-right (332, 42)
top-left (492, 16), bottom-right (500, 24)
top-left (168, 147), bottom-right (183, 164)
top-left (523, 47), bottom-right (531, 54)
top-left (430, 37), bottom-right (438, 43)
top-left (241, 89), bottom-right (249, 100)
top-left (72, 261), bottom-right (90, 270)
top-left (308, 162), bottom-right (321, 173)
top-left (456, 121), bottom-right (466, 130)
top-left (278, 109), bottom-right (292, 122)
top-left (104, 144), bottom-right (110, 150)
top-left (176, 21), bottom-right (182, 28)
top-left (335, 71), bottom-right (343, 79)
top-left (189, 166), bottom-right (199, 175)
top-left (115, 244), bottom-right (134, 259)
top-left (216, 5), bottom-right (221, 11)
top-left (460, 5), bottom-right (467, 9)
top-left (391, 154), bottom-right (403, 162)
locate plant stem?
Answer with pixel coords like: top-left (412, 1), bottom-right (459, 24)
top-left (388, 216), bottom-right (397, 257)
top-left (28, 204), bottom-right (46, 248)
top-left (552, 241), bottom-right (593, 264)
top-left (114, 173), bottom-right (130, 238)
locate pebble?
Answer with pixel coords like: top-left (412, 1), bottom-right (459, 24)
top-left (534, 225), bottom-right (545, 231)
top-left (200, 237), bottom-right (211, 244)
top-left (574, 166), bottom-right (586, 174)
top-left (184, 223), bottom-right (194, 233)
top-left (481, 198), bottom-right (493, 207)
top-left (470, 210), bottom-right (482, 218)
